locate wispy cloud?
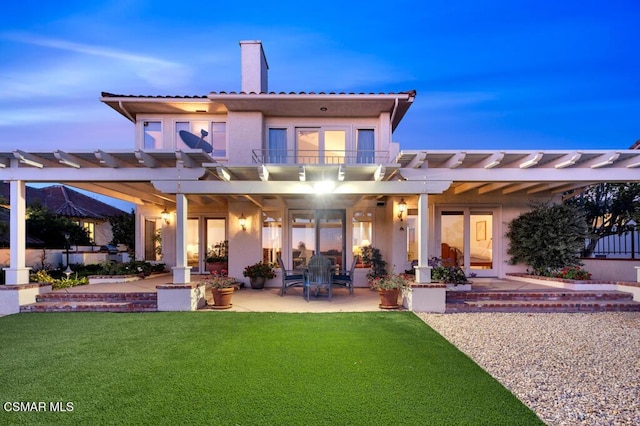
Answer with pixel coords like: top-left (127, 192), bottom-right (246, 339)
top-left (4, 32), bottom-right (180, 67)
top-left (1, 32), bottom-right (193, 90)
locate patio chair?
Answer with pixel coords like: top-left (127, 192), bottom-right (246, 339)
top-left (303, 254), bottom-right (333, 302)
top-left (277, 255), bottom-right (304, 296)
top-left (333, 255), bottom-right (358, 296)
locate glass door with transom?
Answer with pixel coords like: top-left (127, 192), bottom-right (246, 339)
top-left (438, 208), bottom-right (496, 276)
top-left (290, 210), bottom-right (345, 271)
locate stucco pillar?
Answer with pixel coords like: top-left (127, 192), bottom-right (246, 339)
top-left (3, 180), bottom-right (30, 284)
top-left (414, 194), bottom-right (431, 283)
top-left (171, 194), bottom-right (191, 284)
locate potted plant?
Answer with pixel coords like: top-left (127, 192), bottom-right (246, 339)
top-left (242, 261), bottom-right (276, 289)
top-left (206, 240), bottom-right (228, 274)
top-left (360, 245), bottom-right (387, 285)
top-left (203, 271), bottom-right (237, 309)
top-left (371, 272), bottom-right (411, 309)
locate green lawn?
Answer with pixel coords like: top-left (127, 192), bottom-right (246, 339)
top-left (0, 312), bottom-right (542, 425)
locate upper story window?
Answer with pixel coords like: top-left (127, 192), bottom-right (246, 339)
top-left (296, 128), bottom-right (346, 164)
top-left (176, 121), bottom-right (227, 157)
top-left (356, 129), bottom-right (375, 164)
top-left (267, 128), bottom-right (287, 163)
top-left (143, 121), bottom-right (163, 149)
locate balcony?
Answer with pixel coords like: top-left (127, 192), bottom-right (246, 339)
top-left (251, 149), bottom-right (389, 165)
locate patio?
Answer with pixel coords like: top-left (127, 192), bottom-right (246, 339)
top-left (42, 274), bottom-right (567, 313)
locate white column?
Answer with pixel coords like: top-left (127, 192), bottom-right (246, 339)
top-left (3, 180), bottom-right (30, 284)
top-left (414, 194), bottom-right (431, 283)
top-left (171, 194), bottom-right (191, 284)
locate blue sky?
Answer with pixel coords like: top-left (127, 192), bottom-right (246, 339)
top-left (0, 0), bottom-right (639, 154)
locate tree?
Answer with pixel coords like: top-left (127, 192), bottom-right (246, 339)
top-left (26, 203), bottom-right (91, 248)
top-left (506, 202), bottom-right (589, 276)
top-left (565, 183), bottom-right (640, 257)
top-left (109, 210), bottom-right (135, 253)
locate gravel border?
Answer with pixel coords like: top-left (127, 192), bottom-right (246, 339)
top-left (417, 312), bottom-right (640, 426)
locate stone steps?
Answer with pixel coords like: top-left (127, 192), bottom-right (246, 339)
top-left (20, 292), bottom-right (158, 313)
top-left (446, 290), bottom-right (640, 313)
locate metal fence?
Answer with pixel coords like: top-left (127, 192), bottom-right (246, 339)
top-left (588, 228), bottom-right (639, 259)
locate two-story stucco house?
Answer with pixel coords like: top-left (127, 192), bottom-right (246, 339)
top-left (2, 40), bottom-right (639, 312)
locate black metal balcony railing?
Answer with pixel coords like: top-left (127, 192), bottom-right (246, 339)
top-left (251, 149), bottom-right (389, 165)
top-left (587, 228), bottom-right (639, 259)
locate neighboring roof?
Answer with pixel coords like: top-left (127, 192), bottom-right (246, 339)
top-left (0, 184), bottom-right (127, 220)
top-left (100, 90), bottom-right (416, 131)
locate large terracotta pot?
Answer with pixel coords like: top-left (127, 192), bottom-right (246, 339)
top-left (211, 287), bottom-right (234, 309)
top-left (378, 288), bottom-right (401, 310)
top-left (207, 262), bottom-right (228, 275)
top-left (250, 277), bottom-right (266, 289)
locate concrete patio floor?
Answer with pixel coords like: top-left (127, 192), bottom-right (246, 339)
top-left (51, 274), bottom-right (563, 313)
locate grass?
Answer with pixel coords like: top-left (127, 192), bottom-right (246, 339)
top-left (0, 312), bottom-right (543, 425)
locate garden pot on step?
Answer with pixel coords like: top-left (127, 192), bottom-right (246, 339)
top-left (378, 288), bottom-right (401, 309)
top-left (250, 277), bottom-right (266, 289)
top-left (211, 287), bottom-right (234, 309)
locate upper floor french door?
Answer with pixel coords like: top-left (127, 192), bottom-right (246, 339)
top-left (296, 128), bottom-right (346, 164)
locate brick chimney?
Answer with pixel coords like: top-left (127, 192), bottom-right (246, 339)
top-left (240, 40), bottom-right (268, 93)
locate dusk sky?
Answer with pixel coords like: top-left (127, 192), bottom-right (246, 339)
top-left (0, 0), bottom-right (639, 154)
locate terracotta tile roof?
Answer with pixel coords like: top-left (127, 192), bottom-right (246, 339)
top-left (0, 184), bottom-right (127, 220)
top-left (101, 90), bottom-right (416, 98)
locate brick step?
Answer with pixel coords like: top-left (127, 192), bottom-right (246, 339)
top-left (446, 300), bottom-right (640, 313)
top-left (36, 292), bottom-right (157, 303)
top-left (20, 300), bottom-right (157, 313)
top-left (446, 290), bottom-right (633, 302)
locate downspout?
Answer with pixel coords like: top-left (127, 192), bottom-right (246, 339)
top-left (390, 98), bottom-right (399, 129)
top-left (118, 101), bottom-right (135, 123)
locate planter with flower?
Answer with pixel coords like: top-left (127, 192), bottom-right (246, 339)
top-left (203, 271), bottom-right (238, 309)
top-left (206, 240), bottom-right (228, 274)
top-left (371, 272), bottom-right (412, 309)
top-left (429, 257), bottom-right (471, 290)
top-left (242, 261), bottom-right (276, 289)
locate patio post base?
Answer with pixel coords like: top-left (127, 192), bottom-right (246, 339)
top-left (171, 266), bottom-right (191, 284)
top-left (2, 267), bottom-right (31, 285)
top-left (413, 265), bottom-right (432, 283)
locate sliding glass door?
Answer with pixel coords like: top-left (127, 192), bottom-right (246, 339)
top-left (290, 209), bottom-right (345, 270)
top-left (438, 208), bottom-right (496, 276)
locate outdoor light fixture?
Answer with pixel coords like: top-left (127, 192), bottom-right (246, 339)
top-left (314, 180), bottom-right (335, 194)
top-left (63, 232), bottom-right (72, 277)
top-left (161, 208), bottom-right (171, 225)
top-left (239, 213), bottom-right (247, 231)
top-left (398, 199), bottom-right (407, 230)
top-left (397, 199), bottom-right (407, 220)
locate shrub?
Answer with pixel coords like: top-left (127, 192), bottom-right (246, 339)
top-left (30, 270), bottom-right (88, 289)
top-left (506, 202), bottom-right (588, 276)
top-left (429, 257), bottom-right (468, 284)
top-left (242, 262), bottom-right (276, 279)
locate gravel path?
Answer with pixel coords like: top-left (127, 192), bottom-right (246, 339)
top-left (417, 312), bottom-right (640, 426)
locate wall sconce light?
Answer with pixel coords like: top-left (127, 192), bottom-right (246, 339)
top-left (161, 208), bottom-right (171, 225)
top-left (239, 213), bottom-right (247, 231)
top-left (397, 199), bottom-right (407, 230)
